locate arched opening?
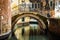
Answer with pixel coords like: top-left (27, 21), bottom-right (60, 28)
top-left (12, 13), bottom-right (46, 40)
top-left (12, 13), bottom-right (46, 30)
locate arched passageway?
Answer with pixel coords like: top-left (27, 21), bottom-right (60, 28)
top-left (12, 13), bottom-right (47, 31)
top-left (12, 13), bottom-right (48, 40)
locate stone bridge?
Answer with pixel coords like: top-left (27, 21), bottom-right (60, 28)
top-left (12, 12), bottom-right (48, 32)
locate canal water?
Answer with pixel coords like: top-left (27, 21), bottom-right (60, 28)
top-left (10, 35), bottom-right (49, 40)
top-left (9, 26), bottom-right (49, 40)
top-left (9, 18), bottom-right (60, 40)
top-left (11, 17), bottom-right (47, 40)
top-left (9, 25), bottom-right (60, 40)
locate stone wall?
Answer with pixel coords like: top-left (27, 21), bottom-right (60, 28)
top-left (0, 0), bottom-right (11, 34)
top-left (48, 18), bottom-right (60, 35)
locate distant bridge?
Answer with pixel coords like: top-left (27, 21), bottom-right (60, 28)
top-left (12, 3), bottom-right (48, 34)
top-left (12, 12), bottom-right (48, 32)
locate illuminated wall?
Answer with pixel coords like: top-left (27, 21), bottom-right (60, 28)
top-left (11, 0), bottom-right (30, 23)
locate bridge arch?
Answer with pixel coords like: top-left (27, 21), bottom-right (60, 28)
top-left (12, 13), bottom-right (46, 31)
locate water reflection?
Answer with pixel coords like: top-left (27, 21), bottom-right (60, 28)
top-left (13, 17), bottom-right (47, 40)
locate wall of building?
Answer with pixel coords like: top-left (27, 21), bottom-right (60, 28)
top-left (0, 0), bottom-right (11, 34)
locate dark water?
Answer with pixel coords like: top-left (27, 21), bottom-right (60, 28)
top-left (29, 35), bottom-right (49, 40)
top-left (9, 32), bottom-right (60, 40)
top-left (10, 35), bottom-right (49, 40)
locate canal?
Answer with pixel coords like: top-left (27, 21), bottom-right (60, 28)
top-left (9, 17), bottom-right (60, 40)
top-left (9, 26), bottom-right (49, 40)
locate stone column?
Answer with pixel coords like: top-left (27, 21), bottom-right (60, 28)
top-left (0, 0), bottom-right (11, 34)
